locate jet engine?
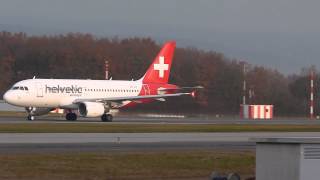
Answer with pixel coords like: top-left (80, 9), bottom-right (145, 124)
top-left (78, 102), bottom-right (105, 117)
top-left (25, 107), bottom-right (54, 116)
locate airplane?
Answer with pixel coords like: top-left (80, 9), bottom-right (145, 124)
top-left (3, 41), bottom-right (202, 122)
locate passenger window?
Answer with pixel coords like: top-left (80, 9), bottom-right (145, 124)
top-left (25, 87), bottom-right (29, 91)
top-left (12, 87), bottom-right (19, 90)
top-left (19, 87), bottom-right (24, 90)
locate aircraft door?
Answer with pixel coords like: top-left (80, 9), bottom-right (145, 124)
top-left (36, 83), bottom-right (44, 97)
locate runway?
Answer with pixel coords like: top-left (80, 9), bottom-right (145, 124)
top-left (1, 116), bottom-right (320, 125)
top-left (0, 142), bottom-right (254, 154)
top-left (2, 132), bottom-right (320, 143)
top-left (1, 132), bottom-right (320, 153)
top-left (1, 115), bottom-right (320, 154)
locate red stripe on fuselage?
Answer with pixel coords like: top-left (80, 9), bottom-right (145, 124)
top-left (121, 83), bottom-right (178, 108)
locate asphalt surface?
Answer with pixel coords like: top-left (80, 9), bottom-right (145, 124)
top-left (2, 132), bottom-right (320, 143)
top-left (0, 132), bottom-right (319, 154)
top-left (1, 115), bottom-right (320, 154)
top-left (0, 142), bottom-right (255, 154)
top-left (1, 116), bottom-right (320, 125)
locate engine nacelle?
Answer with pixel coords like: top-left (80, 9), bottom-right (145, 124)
top-left (25, 107), bottom-right (54, 116)
top-left (78, 102), bottom-right (105, 117)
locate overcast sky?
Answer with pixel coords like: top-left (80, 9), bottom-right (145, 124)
top-left (1, 0), bottom-right (320, 74)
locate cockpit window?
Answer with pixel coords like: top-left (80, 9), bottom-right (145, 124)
top-left (11, 86), bottom-right (29, 91)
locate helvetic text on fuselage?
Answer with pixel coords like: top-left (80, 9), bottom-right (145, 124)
top-left (45, 85), bottom-right (83, 94)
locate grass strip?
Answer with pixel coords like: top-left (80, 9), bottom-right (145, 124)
top-left (0, 111), bottom-right (27, 117)
top-left (0, 123), bottom-right (319, 133)
top-left (0, 150), bottom-right (255, 180)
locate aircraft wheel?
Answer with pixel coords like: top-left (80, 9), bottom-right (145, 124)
top-left (107, 114), bottom-right (113, 122)
top-left (66, 113), bottom-right (71, 121)
top-left (71, 113), bottom-right (77, 121)
top-left (101, 114), bottom-right (107, 122)
top-left (66, 113), bottom-right (77, 121)
top-left (27, 115), bottom-right (34, 121)
top-left (101, 114), bottom-right (113, 122)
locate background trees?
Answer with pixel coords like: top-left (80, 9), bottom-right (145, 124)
top-left (0, 32), bottom-right (317, 116)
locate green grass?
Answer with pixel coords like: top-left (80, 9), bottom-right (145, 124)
top-left (0, 111), bottom-right (61, 117)
top-left (0, 150), bottom-right (255, 180)
top-left (0, 123), bottom-right (319, 133)
top-left (0, 111), bottom-right (28, 117)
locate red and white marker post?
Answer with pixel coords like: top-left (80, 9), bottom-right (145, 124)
top-left (105, 60), bottom-right (109, 80)
top-left (310, 70), bottom-right (315, 119)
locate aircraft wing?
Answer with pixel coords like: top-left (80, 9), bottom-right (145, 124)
top-left (73, 92), bottom-right (191, 104)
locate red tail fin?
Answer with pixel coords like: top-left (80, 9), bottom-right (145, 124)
top-left (142, 41), bottom-right (176, 84)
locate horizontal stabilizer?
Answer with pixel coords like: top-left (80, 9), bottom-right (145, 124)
top-left (158, 86), bottom-right (204, 92)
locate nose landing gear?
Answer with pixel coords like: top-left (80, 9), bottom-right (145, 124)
top-left (27, 115), bottom-right (35, 121)
top-left (26, 107), bottom-right (35, 121)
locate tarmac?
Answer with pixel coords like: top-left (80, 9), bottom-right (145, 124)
top-left (0, 131), bottom-right (319, 153)
top-left (1, 115), bottom-right (320, 154)
top-left (0, 142), bottom-right (254, 154)
top-left (1, 116), bottom-right (320, 125)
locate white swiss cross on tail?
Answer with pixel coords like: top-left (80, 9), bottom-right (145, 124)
top-left (153, 56), bottom-right (169, 78)
top-left (142, 41), bottom-right (175, 84)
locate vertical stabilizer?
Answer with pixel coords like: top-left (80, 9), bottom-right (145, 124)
top-left (142, 41), bottom-right (176, 84)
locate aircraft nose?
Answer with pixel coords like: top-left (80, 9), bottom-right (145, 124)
top-left (3, 91), bottom-right (13, 104)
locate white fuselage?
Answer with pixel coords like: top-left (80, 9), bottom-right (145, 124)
top-left (3, 79), bottom-right (144, 109)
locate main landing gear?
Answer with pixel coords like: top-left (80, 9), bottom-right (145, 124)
top-left (66, 112), bottom-right (77, 121)
top-left (101, 114), bottom-right (113, 122)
